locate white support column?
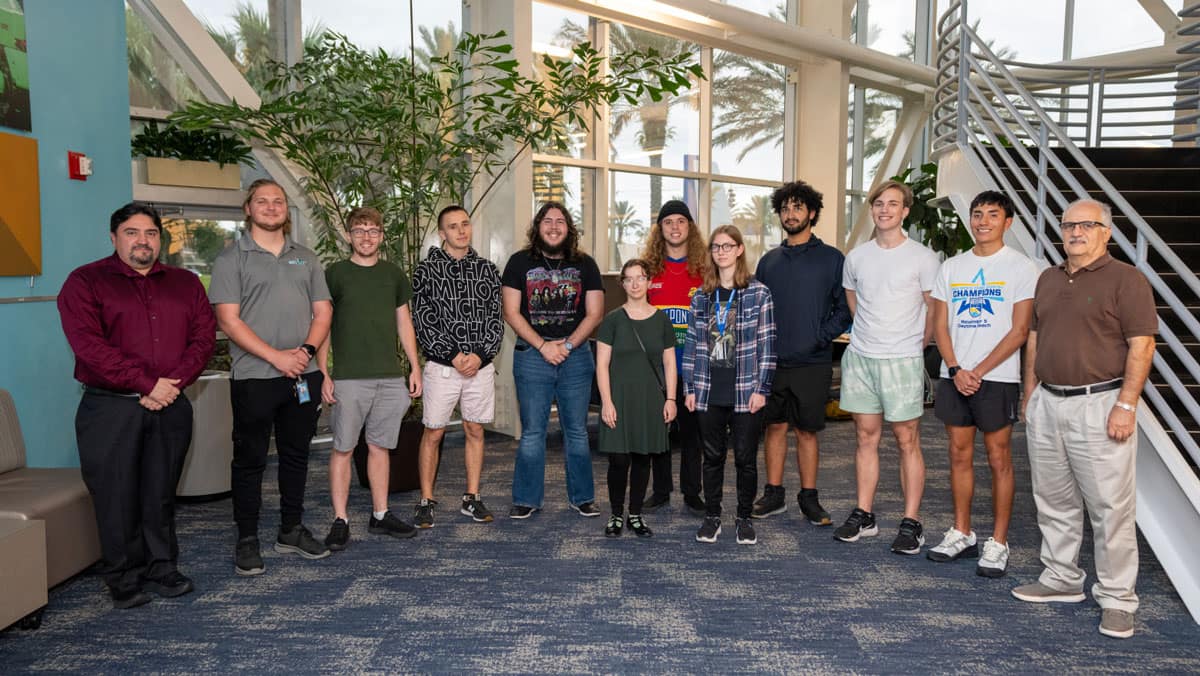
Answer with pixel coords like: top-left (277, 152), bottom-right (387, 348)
top-left (794, 0), bottom-right (853, 246)
top-left (464, 0), bottom-right (534, 439)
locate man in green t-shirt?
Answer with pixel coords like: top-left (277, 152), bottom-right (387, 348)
top-left (317, 207), bottom-right (423, 550)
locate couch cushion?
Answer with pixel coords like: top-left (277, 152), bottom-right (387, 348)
top-left (0, 389), bottom-right (27, 474)
top-left (0, 467), bottom-right (101, 587)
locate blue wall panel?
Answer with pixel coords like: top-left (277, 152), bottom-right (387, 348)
top-left (0, 1), bottom-right (131, 466)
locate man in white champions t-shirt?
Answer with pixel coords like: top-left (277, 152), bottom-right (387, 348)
top-left (926, 191), bottom-right (1039, 578)
top-left (835, 180), bottom-right (941, 556)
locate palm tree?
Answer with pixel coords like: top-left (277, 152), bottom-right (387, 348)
top-left (556, 20), bottom-right (699, 212)
top-left (204, 2), bottom-right (327, 94)
top-left (414, 22), bottom-right (458, 71)
top-left (608, 199), bottom-right (644, 266)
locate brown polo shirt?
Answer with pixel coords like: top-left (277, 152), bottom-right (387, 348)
top-left (1032, 254), bottom-right (1156, 386)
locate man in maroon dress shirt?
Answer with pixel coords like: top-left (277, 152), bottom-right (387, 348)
top-left (57, 202), bottom-right (215, 609)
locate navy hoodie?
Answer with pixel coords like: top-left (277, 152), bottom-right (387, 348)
top-left (754, 236), bottom-right (852, 366)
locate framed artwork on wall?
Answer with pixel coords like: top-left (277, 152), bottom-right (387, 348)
top-left (0, 0), bottom-right (30, 132)
top-left (0, 130), bottom-right (41, 274)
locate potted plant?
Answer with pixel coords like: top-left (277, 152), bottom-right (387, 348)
top-left (131, 120), bottom-right (252, 190)
top-left (893, 162), bottom-right (973, 258)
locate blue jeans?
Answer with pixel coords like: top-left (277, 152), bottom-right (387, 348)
top-left (512, 341), bottom-right (595, 508)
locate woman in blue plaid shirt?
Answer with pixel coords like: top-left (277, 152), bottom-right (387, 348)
top-left (683, 225), bottom-right (776, 546)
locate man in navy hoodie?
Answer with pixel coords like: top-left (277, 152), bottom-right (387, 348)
top-left (752, 180), bottom-right (852, 525)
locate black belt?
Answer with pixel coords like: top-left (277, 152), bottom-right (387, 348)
top-left (84, 386), bottom-right (141, 399)
top-left (1040, 379), bottom-right (1123, 398)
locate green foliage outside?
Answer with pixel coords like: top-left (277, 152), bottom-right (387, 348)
top-left (171, 31), bottom-right (702, 276)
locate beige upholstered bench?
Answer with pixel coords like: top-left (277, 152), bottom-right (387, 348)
top-left (0, 388), bottom-right (101, 605)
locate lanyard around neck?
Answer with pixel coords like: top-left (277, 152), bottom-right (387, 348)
top-left (715, 288), bottom-right (735, 335)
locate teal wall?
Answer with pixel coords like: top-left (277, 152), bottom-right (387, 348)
top-left (0, 1), bottom-right (131, 467)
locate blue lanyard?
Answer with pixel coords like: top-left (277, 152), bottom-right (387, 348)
top-left (715, 288), bottom-right (735, 336)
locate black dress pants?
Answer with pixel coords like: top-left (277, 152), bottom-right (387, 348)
top-left (650, 402), bottom-right (703, 498)
top-left (230, 373), bottom-right (322, 538)
top-left (76, 391), bottom-right (192, 592)
top-left (697, 405), bottom-right (762, 519)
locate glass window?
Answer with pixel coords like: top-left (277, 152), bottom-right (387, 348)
top-left (127, 5), bottom-right (204, 111)
top-left (712, 50), bottom-right (785, 182)
top-left (721, 0), bottom-right (786, 20)
top-left (711, 182), bottom-right (777, 267)
top-left (534, 163), bottom-right (596, 253)
top-left (860, 1), bottom-right (917, 60)
top-left (608, 24), bottom-right (700, 172)
top-left (160, 217), bottom-right (241, 286)
top-left (533, 3), bottom-right (595, 160)
top-left (608, 171), bottom-right (689, 271)
top-left (967, 0), bottom-right (1065, 63)
top-left (1071, 4), bottom-right (1170, 59)
top-left (296, 0), bottom-right (459, 55)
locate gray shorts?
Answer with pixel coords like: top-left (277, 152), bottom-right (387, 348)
top-left (329, 377), bottom-right (411, 451)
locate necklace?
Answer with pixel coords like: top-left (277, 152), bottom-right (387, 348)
top-left (542, 253), bottom-right (564, 273)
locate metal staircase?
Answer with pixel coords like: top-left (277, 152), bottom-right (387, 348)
top-left (930, 0), bottom-right (1200, 624)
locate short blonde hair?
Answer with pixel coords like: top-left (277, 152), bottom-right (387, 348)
top-left (867, 180), bottom-right (913, 208)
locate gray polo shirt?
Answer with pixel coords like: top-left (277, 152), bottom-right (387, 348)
top-left (209, 232), bottom-right (331, 380)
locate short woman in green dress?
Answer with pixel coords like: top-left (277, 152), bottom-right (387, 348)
top-left (596, 259), bottom-right (678, 538)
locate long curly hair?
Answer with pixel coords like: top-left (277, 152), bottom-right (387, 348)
top-left (525, 201), bottom-right (582, 261)
top-left (640, 216), bottom-right (709, 278)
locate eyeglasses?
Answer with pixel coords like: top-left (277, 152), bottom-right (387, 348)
top-left (1059, 221), bottom-right (1107, 233)
top-left (710, 242), bottom-right (738, 253)
top-left (621, 275), bottom-right (648, 285)
top-left (350, 228), bottom-right (383, 239)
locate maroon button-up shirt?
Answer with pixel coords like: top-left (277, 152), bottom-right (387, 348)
top-left (58, 254), bottom-right (217, 395)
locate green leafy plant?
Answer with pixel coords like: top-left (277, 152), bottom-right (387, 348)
top-left (131, 120), bottom-right (254, 167)
top-left (170, 30), bottom-right (702, 272)
top-left (892, 162), bottom-right (973, 258)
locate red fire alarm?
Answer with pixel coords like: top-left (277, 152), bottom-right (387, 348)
top-left (68, 151), bottom-right (92, 181)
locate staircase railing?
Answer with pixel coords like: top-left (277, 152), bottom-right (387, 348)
top-left (931, 0), bottom-right (1200, 467)
top-left (1178, 3), bottom-right (1200, 143)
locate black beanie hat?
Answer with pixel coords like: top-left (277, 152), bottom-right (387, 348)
top-left (656, 200), bottom-right (693, 224)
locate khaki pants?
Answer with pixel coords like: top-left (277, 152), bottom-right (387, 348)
top-left (1026, 386), bottom-right (1138, 612)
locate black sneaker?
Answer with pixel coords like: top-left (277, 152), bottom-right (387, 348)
top-left (235, 535), bottom-right (265, 576)
top-left (325, 518), bottom-right (350, 551)
top-left (572, 501), bottom-right (602, 517)
top-left (142, 571), bottom-right (194, 598)
top-left (460, 494), bottom-right (494, 523)
top-left (369, 511), bottom-right (418, 539)
top-left (605, 514), bottom-right (624, 538)
top-left (798, 489), bottom-right (832, 526)
top-left (627, 514), bottom-right (653, 538)
top-left (643, 493), bottom-right (670, 513)
top-left (834, 508), bottom-right (879, 542)
top-left (751, 485), bottom-right (786, 519)
top-left (414, 498), bottom-right (437, 529)
top-left (696, 515), bottom-right (721, 543)
top-left (735, 517), bottom-right (757, 545)
top-left (509, 505), bottom-right (538, 519)
top-left (110, 586), bottom-right (152, 610)
top-left (275, 524), bottom-right (331, 559)
top-left (683, 494), bottom-right (707, 517)
top-left (891, 517), bottom-right (925, 555)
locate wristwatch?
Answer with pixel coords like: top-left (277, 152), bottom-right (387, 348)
top-left (947, 366), bottom-right (961, 378)
top-left (563, 340), bottom-right (574, 353)
top-left (300, 343), bottom-right (317, 358)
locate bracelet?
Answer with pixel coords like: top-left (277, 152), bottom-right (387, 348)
top-left (539, 340), bottom-right (547, 350)
top-left (1113, 401), bottom-right (1136, 413)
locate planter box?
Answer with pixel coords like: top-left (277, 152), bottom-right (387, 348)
top-left (353, 419), bottom-right (441, 493)
top-left (145, 157), bottom-right (241, 190)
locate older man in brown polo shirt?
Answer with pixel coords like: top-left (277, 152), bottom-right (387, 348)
top-left (1012, 198), bottom-right (1156, 639)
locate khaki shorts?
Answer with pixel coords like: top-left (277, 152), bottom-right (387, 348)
top-left (330, 377), bottom-right (410, 451)
top-left (422, 363), bottom-right (496, 428)
top-left (838, 350), bottom-right (925, 422)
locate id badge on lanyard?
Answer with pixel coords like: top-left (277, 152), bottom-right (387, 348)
top-left (295, 376), bottom-right (311, 404)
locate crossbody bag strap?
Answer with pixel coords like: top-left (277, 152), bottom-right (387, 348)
top-left (623, 308), bottom-right (668, 399)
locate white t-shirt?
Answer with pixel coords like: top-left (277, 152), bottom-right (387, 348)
top-left (843, 236), bottom-right (941, 358)
top-left (931, 245), bottom-right (1039, 383)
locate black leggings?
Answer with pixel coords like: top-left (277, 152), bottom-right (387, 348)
top-left (607, 453), bottom-right (652, 516)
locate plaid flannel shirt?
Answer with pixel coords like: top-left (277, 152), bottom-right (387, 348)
top-left (681, 279), bottom-right (776, 412)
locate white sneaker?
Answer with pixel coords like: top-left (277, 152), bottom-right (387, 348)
top-left (925, 527), bottom-right (977, 562)
top-left (976, 537), bottom-right (1009, 578)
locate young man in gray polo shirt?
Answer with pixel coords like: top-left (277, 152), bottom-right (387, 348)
top-left (318, 206), bottom-right (422, 549)
top-left (209, 179), bottom-right (334, 575)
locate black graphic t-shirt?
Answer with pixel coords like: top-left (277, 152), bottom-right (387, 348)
top-left (707, 287), bottom-right (738, 407)
top-left (501, 249), bottom-right (603, 339)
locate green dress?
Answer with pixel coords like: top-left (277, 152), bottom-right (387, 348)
top-left (596, 307), bottom-right (676, 455)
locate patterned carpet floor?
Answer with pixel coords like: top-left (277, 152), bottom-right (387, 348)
top-left (3, 410), bottom-right (1199, 673)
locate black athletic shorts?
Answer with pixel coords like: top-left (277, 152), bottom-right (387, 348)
top-left (933, 378), bottom-right (1020, 432)
top-left (763, 363), bottom-right (833, 432)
